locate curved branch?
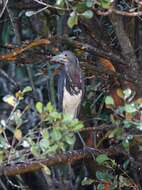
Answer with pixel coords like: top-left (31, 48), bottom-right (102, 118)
top-left (0, 39), bottom-right (50, 61)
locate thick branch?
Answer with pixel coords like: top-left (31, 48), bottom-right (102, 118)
top-left (94, 8), bottom-right (142, 17)
top-left (60, 37), bottom-right (125, 65)
top-left (0, 39), bottom-right (50, 61)
top-left (0, 149), bottom-right (100, 176)
top-left (110, 14), bottom-right (138, 67)
top-left (110, 14), bottom-right (142, 95)
top-left (0, 140), bottom-right (140, 179)
top-left (0, 146), bottom-right (132, 177)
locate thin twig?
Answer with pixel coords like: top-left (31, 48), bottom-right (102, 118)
top-left (0, 0), bottom-right (8, 18)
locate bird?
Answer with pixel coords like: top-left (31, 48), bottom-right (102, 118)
top-left (51, 51), bottom-right (84, 118)
top-left (51, 51), bottom-right (87, 187)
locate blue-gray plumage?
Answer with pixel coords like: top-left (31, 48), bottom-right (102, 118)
top-left (51, 51), bottom-right (84, 118)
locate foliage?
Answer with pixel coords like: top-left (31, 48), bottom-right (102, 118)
top-left (1, 87), bottom-right (84, 162)
top-left (0, 0), bottom-right (142, 189)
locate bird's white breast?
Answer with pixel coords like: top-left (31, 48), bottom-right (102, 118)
top-left (63, 87), bottom-right (82, 118)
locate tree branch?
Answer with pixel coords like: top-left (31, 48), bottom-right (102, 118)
top-left (110, 13), bottom-right (142, 95)
top-left (94, 8), bottom-right (142, 17)
top-left (0, 149), bottom-right (100, 176)
top-left (60, 37), bottom-right (125, 64)
top-left (0, 39), bottom-right (50, 61)
top-left (0, 146), bottom-right (133, 177)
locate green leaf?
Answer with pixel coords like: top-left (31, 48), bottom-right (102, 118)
top-left (67, 12), bottom-right (78, 28)
top-left (47, 144), bottom-right (58, 154)
top-left (116, 106), bottom-right (125, 114)
top-left (15, 117), bottom-right (23, 127)
top-left (27, 137), bottom-right (34, 145)
top-left (31, 144), bottom-right (41, 156)
top-left (123, 120), bottom-right (132, 128)
top-left (74, 123), bottom-right (84, 131)
top-left (22, 140), bottom-right (30, 148)
top-left (63, 114), bottom-right (74, 124)
top-left (39, 139), bottom-right (49, 151)
top-left (0, 151), bottom-right (4, 163)
top-left (36, 102), bottom-right (43, 113)
top-left (41, 129), bottom-right (49, 139)
top-left (123, 159), bottom-right (130, 170)
top-left (70, 119), bottom-right (79, 126)
top-left (125, 103), bottom-right (137, 113)
top-left (46, 102), bottom-right (54, 113)
top-left (100, 0), bottom-right (111, 9)
top-left (122, 139), bottom-right (129, 150)
top-left (22, 86), bottom-right (32, 94)
top-left (0, 136), bottom-right (10, 149)
top-left (81, 10), bottom-right (94, 19)
top-left (49, 111), bottom-right (61, 120)
top-left (13, 110), bottom-right (23, 126)
top-left (41, 164), bottom-right (51, 175)
top-left (57, 142), bottom-right (65, 151)
top-left (64, 134), bottom-right (75, 145)
top-left (86, 0), bottom-right (94, 8)
top-left (97, 184), bottom-right (104, 190)
top-left (51, 128), bottom-right (62, 141)
top-left (75, 2), bottom-right (88, 13)
top-left (123, 88), bottom-right (132, 100)
top-left (14, 129), bottom-right (22, 141)
top-left (108, 128), bottom-right (124, 138)
top-left (105, 96), bottom-right (114, 105)
top-left (96, 154), bottom-right (109, 164)
top-left (56, 0), bottom-right (65, 7)
top-left (81, 177), bottom-right (95, 186)
top-left (96, 171), bottom-right (112, 180)
top-left (3, 95), bottom-right (18, 107)
top-left (96, 171), bottom-right (104, 180)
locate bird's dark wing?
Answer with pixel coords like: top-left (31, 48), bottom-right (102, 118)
top-left (76, 71), bottom-right (84, 117)
top-left (57, 69), bottom-right (65, 112)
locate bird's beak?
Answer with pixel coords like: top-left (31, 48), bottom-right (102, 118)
top-left (51, 54), bottom-right (67, 64)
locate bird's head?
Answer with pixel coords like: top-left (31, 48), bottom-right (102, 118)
top-left (51, 51), bottom-right (82, 88)
top-left (51, 51), bottom-right (78, 66)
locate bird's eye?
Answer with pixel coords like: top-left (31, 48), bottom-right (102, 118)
top-left (64, 54), bottom-right (67, 57)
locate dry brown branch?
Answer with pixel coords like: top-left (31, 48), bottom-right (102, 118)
top-left (0, 39), bottom-right (50, 61)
